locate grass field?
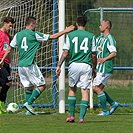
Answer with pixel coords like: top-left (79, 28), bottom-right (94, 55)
top-left (0, 109), bottom-right (133, 133)
top-left (1, 83), bottom-right (132, 133)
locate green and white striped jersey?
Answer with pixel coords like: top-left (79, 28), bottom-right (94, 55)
top-left (96, 34), bottom-right (117, 74)
top-left (63, 29), bottom-right (96, 67)
top-left (10, 29), bottom-right (50, 67)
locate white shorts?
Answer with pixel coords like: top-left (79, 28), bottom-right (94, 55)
top-left (93, 72), bottom-right (112, 86)
top-left (18, 64), bottom-right (46, 87)
top-left (68, 62), bottom-right (92, 89)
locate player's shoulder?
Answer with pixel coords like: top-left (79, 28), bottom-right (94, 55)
top-left (0, 29), bottom-right (10, 39)
top-left (68, 30), bottom-right (95, 37)
top-left (107, 34), bottom-right (114, 38)
top-left (34, 31), bottom-right (43, 35)
top-left (0, 30), bottom-right (5, 36)
top-left (106, 34), bottom-right (116, 41)
top-left (97, 34), bottom-right (104, 39)
top-left (87, 31), bottom-right (95, 37)
top-left (82, 30), bottom-right (94, 34)
top-left (17, 29), bottom-right (36, 36)
top-left (68, 29), bottom-right (78, 34)
top-left (17, 29), bottom-right (27, 34)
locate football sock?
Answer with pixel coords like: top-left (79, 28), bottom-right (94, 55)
top-left (98, 93), bottom-right (108, 112)
top-left (25, 90), bottom-right (33, 102)
top-left (0, 84), bottom-right (10, 102)
top-left (0, 93), bottom-right (6, 102)
top-left (27, 88), bottom-right (41, 105)
top-left (68, 96), bottom-right (76, 117)
top-left (104, 91), bottom-right (115, 106)
top-left (0, 101), bottom-right (7, 113)
top-left (79, 100), bottom-right (88, 119)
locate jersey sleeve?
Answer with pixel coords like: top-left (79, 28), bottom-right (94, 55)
top-left (107, 36), bottom-right (117, 53)
top-left (10, 34), bottom-right (18, 48)
top-left (63, 35), bottom-right (70, 50)
top-left (91, 36), bottom-right (97, 52)
top-left (35, 32), bottom-right (50, 42)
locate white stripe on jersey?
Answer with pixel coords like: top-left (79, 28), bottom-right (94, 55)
top-left (35, 33), bottom-right (49, 42)
top-left (107, 35), bottom-right (117, 53)
top-left (92, 36), bottom-right (97, 52)
top-left (10, 34), bottom-right (17, 48)
top-left (63, 35), bottom-right (70, 50)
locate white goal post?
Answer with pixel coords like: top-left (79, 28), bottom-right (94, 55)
top-left (0, 0), bottom-right (61, 113)
top-left (0, 0), bottom-right (67, 113)
top-left (58, 0), bottom-right (65, 113)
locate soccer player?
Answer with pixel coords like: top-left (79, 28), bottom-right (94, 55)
top-left (56, 15), bottom-right (97, 123)
top-left (0, 16), bottom-right (75, 115)
top-left (93, 20), bottom-right (118, 116)
top-left (0, 17), bottom-right (15, 114)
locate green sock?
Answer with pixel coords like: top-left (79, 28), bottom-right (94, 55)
top-left (79, 100), bottom-right (88, 119)
top-left (104, 91), bottom-right (115, 106)
top-left (28, 88), bottom-right (41, 105)
top-left (98, 93), bottom-right (108, 112)
top-left (25, 90), bottom-right (33, 102)
top-left (68, 96), bottom-right (76, 117)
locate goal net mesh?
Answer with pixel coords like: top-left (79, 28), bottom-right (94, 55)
top-left (0, 0), bottom-right (132, 114)
top-left (0, 0), bottom-right (59, 113)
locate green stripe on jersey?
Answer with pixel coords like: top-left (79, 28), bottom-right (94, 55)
top-left (96, 34), bottom-right (116, 73)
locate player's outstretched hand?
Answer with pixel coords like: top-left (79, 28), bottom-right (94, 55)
top-left (97, 58), bottom-right (106, 64)
top-left (65, 25), bottom-right (75, 33)
top-left (56, 66), bottom-right (61, 77)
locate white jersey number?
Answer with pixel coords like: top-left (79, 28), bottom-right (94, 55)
top-left (21, 37), bottom-right (28, 51)
top-left (72, 37), bottom-right (88, 53)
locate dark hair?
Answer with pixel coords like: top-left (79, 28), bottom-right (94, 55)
top-left (3, 16), bottom-right (15, 24)
top-left (25, 16), bottom-right (36, 26)
top-left (104, 20), bottom-right (112, 30)
top-left (76, 15), bottom-right (87, 27)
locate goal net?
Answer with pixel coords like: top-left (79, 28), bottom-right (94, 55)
top-left (0, 0), bottom-right (59, 113)
top-left (84, 8), bottom-right (133, 110)
top-left (0, 0), bottom-right (132, 114)
top-left (64, 3), bottom-right (133, 112)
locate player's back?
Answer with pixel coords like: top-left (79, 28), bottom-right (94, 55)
top-left (16, 29), bottom-right (40, 48)
top-left (67, 29), bottom-right (95, 66)
top-left (16, 29), bottom-right (41, 67)
top-left (68, 29), bottom-right (94, 40)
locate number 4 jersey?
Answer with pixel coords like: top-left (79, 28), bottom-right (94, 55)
top-left (63, 30), bottom-right (96, 67)
top-left (10, 29), bottom-right (50, 67)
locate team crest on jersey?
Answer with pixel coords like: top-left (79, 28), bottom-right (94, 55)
top-left (3, 42), bottom-right (9, 50)
top-left (97, 46), bottom-right (102, 53)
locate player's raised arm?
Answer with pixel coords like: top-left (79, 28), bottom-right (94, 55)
top-left (50, 25), bottom-right (75, 39)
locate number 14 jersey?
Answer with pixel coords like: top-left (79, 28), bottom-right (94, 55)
top-left (63, 29), bottom-right (96, 67)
